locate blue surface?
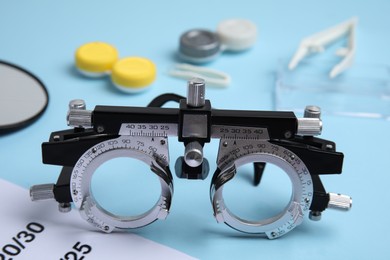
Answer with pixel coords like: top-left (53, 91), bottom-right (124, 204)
top-left (1, 0), bottom-right (390, 259)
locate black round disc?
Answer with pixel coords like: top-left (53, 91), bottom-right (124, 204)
top-left (0, 60), bottom-right (49, 134)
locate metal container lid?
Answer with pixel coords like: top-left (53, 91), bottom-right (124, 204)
top-left (179, 29), bottom-right (221, 60)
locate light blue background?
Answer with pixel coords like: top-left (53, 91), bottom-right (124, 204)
top-left (1, 0), bottom-right (390, 259)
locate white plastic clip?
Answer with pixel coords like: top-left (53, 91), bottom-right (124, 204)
top-left (289, 17), bottom-right (358, 78)
top-left (168, 63), bottom-right (231, 88)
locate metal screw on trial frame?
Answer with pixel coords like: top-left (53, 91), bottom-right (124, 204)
top-left (58, 202), bottom-right (71, 213)
top-left (309, 210), bottom-right (322, 221)
top-left (187, 78), bottom-right (205, 108)
top-left (304, 105), bottom-right (321, 119)
top-left (69, 99), bottom-right (86, 110)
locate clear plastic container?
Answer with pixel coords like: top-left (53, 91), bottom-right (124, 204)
top-left (275, 59), bottom-right (390, 119)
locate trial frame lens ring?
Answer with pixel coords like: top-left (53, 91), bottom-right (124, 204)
top-left (211, 143), bottom-right (313, 239)
top-left (70, 136), bottom-right (173, 232)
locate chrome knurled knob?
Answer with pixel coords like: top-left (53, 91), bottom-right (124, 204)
top-left (30, 184), bottom-right (55, 201)
top-left (67, 99), bottom-right (92, 128)
top-left (297, 118), bottom-right (322, 136)
top-left (328, 193), bottom-right (352, 211)
top-left (184, 141), bottom-right (204, 167)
